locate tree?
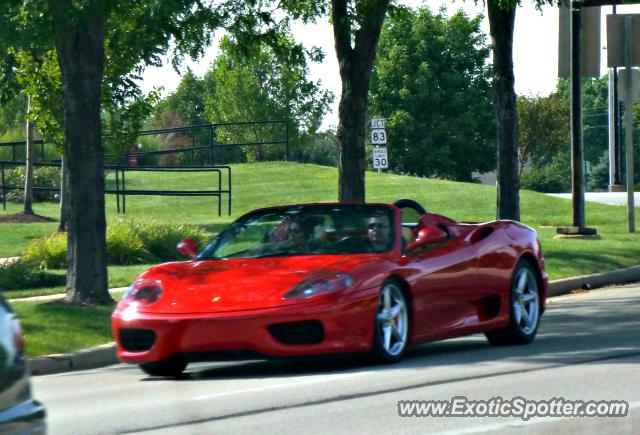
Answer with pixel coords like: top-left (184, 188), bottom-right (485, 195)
top-left (517, 92), bottom-right (569, 171)
top-left (331, 0), bottom-right (391, 202)
top-left (1, 0), bottom-right (292, 304)
top-left (370, 6), bottom-right (495, 180)
top-left (203, 34), bottom-right (333, 162)
top-left (487, 0), bottom-right (556, 220)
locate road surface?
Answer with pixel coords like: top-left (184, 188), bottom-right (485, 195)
top-left (33, 283), bottom-right (640, 434)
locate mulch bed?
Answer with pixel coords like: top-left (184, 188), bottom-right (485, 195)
top-left (0, 212), bottom-right (58, 223)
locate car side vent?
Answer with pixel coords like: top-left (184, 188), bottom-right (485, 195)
top-left (119, 328), bottom-right (156, 352)
top-left (478, 227), bottom-right (494, 241)
top-left (268, 320), bottom-right (324, 345)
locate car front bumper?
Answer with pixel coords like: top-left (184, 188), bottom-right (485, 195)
top-left (112, 288), bottom-right (379, 363)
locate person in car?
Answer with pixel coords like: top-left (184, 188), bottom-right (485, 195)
top-left (367, 214), bottom-right (392, 252)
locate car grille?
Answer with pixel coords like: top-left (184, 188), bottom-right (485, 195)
top-left (268, 320), bottom-right (324, 345)
top-left (119, 328), bottom-right (156, 352)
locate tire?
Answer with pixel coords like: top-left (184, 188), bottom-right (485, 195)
top-left (370, 281), bottom-right (410, 363)
top-left (139, 354), bottom-right (187, 377)
top-left (485, 260), bottom-right (541, 346)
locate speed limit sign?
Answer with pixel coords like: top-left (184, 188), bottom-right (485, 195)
top-left (372, 147), bottom-right (388, 169)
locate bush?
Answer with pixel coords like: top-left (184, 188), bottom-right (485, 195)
top-left (22, 232), bottom-right (67, 269)
top-left (21, 221), bottom-right (212, 268)
top-left (5, 166), bottom-right (61, 202)
top-left (520, 154), bottom-right (571, 193)
top-left (133, 221), bottom-right (210, 262)
top-left (107, 221), bottom-right (151, 265)
top-left (0, 260), bottom-right (66, 291)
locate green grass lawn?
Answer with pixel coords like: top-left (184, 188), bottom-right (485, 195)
top-left (13, 299), bottom-right (118, 357)
top-left (2, 162), bottom-right (640, 357)
top-left (2, 264), bottom-right (151, 299)
top-left (2, 162), bottom-right (638, 279)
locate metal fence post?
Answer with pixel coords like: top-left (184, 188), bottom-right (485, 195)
top-left (285, 122), bottom-right (289, 161)
top-left (1, 162), bottom-right (5, 210)
top-left (209, 124), bottom-right (214, 165)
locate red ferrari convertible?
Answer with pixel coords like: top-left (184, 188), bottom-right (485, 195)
top-left (112, 200), bottom-right (547, 376)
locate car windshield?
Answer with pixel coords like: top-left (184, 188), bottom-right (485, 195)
top-left (198, 204), bottom-right (395, 259)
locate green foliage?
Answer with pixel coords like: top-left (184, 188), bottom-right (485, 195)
top-left (11, 49), bottom-right (64, 148)
top-left (107, 221), bottom-right (150, 265)
top-left (556, 77), bottom-right (609, 165)
top-left (0, 259), bottom-right (65, 291)
top-left (132, 221), bottom-right (210, 262)
top-left (5, 165), bottom-right (61, 202)
top-left (203, 34), bottom-right (333, 162)
top-left (588, 150), bottom-right (610, 191)
top-left (22, 232), bottom-right (67, 269)
top-left (290, 131), bottom-right (339, 166)
top-left (520, 153), bottom-right (571, 193)
top-left (369, 6), bottom-right (495, 180)
top-left (517, 93), bottom-right (569, 170)
top-left (22, 221), bottom-right (211, 268)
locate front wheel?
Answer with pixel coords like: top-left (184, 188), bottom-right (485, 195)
top-left (370, 281), bottom-right (409, 363)
top-left (139, 354), bottom-right (187, 377)
top-left (485, 261), bottom-right (541, 346)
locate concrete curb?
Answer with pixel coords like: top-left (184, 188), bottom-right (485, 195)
top-left (29, 343), bottom-right (118, 376)
top-left (547, 264), bottom-right (640, 297)
top-left (26, 264), bottom-right (640, 376)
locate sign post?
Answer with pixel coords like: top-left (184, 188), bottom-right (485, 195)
top-left (608, 13), bottom-right (639, 233)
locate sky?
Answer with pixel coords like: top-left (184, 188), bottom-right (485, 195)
top-left (140, 1), bottom-right (640, 130)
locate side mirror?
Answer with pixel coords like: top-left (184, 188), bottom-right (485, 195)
top-left (406, 227), bottom-right (447, 252)
top-left (177, 238), bottom-right (199, 259)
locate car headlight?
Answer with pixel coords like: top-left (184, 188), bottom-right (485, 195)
top-left (123, 279), bottom-right (163, 305)
top-left (283, 273), bottom-right (356, 300)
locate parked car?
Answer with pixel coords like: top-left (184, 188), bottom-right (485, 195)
top-left (112, 199), bottom-right (547, 376)
top-left (0, 294), bottom-right (46, 433)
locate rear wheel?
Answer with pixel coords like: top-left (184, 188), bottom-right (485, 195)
top-left (485, 261), bottom-right (540, 345)
top-left (370, 281), bottom-right (409, 363)
top-left (139, 354), bottom-right (187, 377)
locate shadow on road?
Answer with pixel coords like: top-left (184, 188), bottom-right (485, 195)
top-left (149, 292), bottom-right (640, 382)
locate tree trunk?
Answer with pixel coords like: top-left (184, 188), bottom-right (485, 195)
top-left (336, 77), bottom-right (367, 202)
top-left (23, 95), bottom-right (35, 215)
top-left (54, 5), bottom-right (111, 304)
top-left (488, 0), bottom-right (520, 221)
top-left (332, 0), bottom-right (390, 203)
top-left (58, 154), bottom-right (67, 232)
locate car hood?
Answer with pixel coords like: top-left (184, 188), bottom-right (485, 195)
top-left (135, 255), bottom-right (374, 314)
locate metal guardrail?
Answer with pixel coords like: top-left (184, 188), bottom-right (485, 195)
top-left (106, 165), bottom-right (231, 216)
top-left (1, 161), bottom-right (232, 216)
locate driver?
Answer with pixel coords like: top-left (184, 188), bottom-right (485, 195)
top-left (367, 214), bottom-right (392, 252)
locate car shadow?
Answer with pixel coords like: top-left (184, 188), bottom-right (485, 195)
top-left (145, 292), bottom-right (640, 382)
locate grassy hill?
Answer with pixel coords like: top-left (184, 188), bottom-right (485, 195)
top-left (1, 161), bottom-right (639, 279)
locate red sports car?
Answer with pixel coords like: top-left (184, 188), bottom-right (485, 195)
top-left (112, 200), bottom-right (547, 376)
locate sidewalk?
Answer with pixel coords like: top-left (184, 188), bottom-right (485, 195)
top-left (547, 191), bottom-right (640, 206)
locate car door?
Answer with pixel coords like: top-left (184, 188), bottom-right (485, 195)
top-left (407, 230), bottom-right (481, 340)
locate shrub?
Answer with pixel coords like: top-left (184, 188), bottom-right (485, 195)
top-left (107, 221), bottom-right (151, 265)
top-left (133, 221), bottom-right (210, 262)
top-left (520, 154), bottom-right (571, 193)
top-left (21, 221), bottom-right (211, 269)
top-left (22, 232), bottom-right (67, 269)
top-left (5, 166), bottom-right (61, 202)
top-left (0, 259), bottom-right (66, 291)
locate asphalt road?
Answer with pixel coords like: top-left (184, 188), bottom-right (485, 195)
top-left (33, 284), bottom-right (640, 435)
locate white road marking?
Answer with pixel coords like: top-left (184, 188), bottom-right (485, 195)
top-left (192, 370), bottom-right (375, 401)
